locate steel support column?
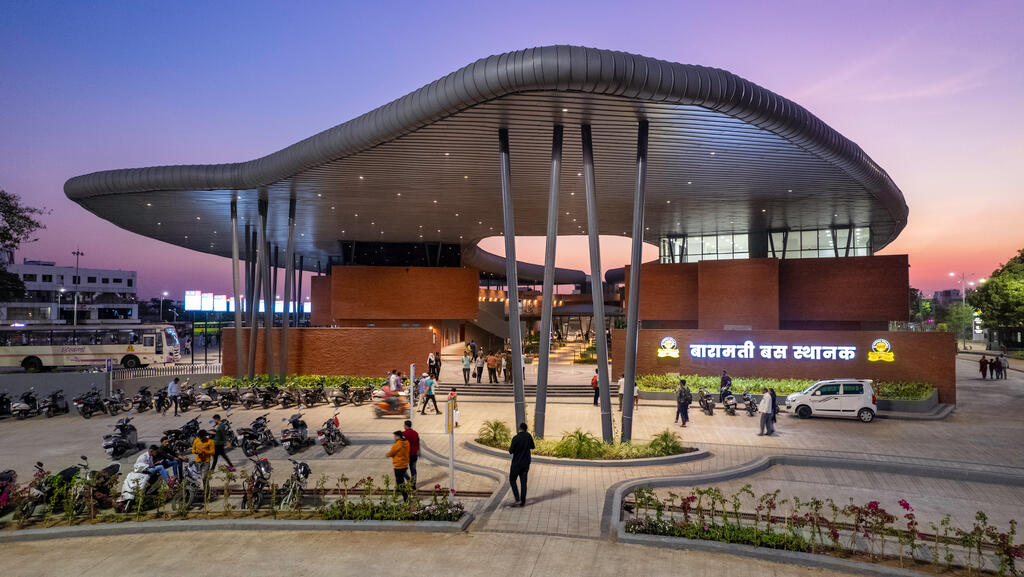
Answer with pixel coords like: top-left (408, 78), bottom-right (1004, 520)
top-left (296, 255), bottom-right (304, 326)
top-left (498, 127), bottom-right (526, 428)
top-left (231, 197), bottom-right (244, 378)
top-left (582, 124), bottom-right (613, 443)
top-left (244, 222), bottom-right (252, 319)
top-left (280, 198), bottom-right (296, 383)
top-left (622, 120), bottom-right (649, 443)
top-left (535, 125), bottom-right (562, 439)
top-left (259, 200), bottom-right (275, 379)
top-left (247, 212), bottom-right (263, 379)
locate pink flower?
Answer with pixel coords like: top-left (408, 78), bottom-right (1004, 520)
top-left (434, 484), bottom-right (442, 490)
top-left (898, 499), bottom-right (913, 511)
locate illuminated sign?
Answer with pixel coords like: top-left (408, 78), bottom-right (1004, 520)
top-left (184, 290), bottom-right (202, 311)
top-left (213, 295), bottom-right (227, 312)
top-left (688, 341), bottom-right (857, 361)
top-left (657, 336), bottom-right (680, 358)
top-left (200, 292), bottom-right (214, 311)
top-left (867, 339), bottom-right (894, 362)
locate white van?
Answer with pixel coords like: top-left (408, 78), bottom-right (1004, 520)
top-left (784, 379), bottom-right (877, 423)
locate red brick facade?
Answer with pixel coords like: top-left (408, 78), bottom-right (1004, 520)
top-left (611, 328), bottom-right (956, 404)
top-left (222, 327), bottom-right (434, 376)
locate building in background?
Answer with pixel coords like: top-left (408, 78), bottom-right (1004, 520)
top-left (0, 258), bottom-right (138, 324)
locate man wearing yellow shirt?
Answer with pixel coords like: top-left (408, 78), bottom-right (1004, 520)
top-left (192, 429), bottom-right (215, 475)
top-left (386, 430), bottom-right (410, 501)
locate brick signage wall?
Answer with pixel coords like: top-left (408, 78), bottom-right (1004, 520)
top-left (611, 328), bottom-right (956, 404)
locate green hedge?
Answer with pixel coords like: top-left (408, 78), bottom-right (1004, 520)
top-left (476, 424), bottom-right (696, 460)
top-left (635, 374), bottom-right (935, 400)
top-left (208, 375), bottom-right (387, 389)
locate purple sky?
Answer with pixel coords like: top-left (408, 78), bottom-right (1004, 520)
top-left (2, 0), bottom-right (1021, 300)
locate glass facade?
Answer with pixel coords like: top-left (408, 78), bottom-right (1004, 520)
top-left (659, 227), bottom-right (870, 263)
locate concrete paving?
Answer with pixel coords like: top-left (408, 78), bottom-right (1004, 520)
top-left (0, 530), bottom-right (862, 577)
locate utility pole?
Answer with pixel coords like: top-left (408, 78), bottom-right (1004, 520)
top-left (72, 248), bottom-right (84, 326)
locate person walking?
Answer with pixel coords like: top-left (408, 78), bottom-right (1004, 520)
top-left (166, 377), bottom-right (181, 417)
top-left (757, 388), bottom-right (774, 436)
top-left (503, 351), bottom-right (512, 383)
top-left (210, 414), bottom-right (235, 471)
top-left (499, 353), bottom-right (508, 384)
top-left (675, 379), bottom-right (691, 427)
top-left (462, 351), bottom-right (472, 385)
top-left (486, 352), bottom-right (499, 383)
top-left (191, 429), bottom-right (215, 477)
top-left (387, 430), bottom-right (410, 501)
top-left (508, 422), bottom-right (534, 507)
top-left (434, 351), bottom-right (442, 380)
top-left (403, 420), bottom-right (419, 488)
top-left (475, 353), bottom-right (485, 384)
top-left (999, 354), bottom-right (1010, 379)
top-left (420, 373), bottom-right (440, 415)
top-left (769, 388), bottom-right (779, 429)
top-left (591, 369), bottom-right (599, 406)
top-left (427, 353), bottom-right (436, 381)
top-left (469, 339), bottom-right (478, 361)
top-left (980, 355), bottom-right (989, 379)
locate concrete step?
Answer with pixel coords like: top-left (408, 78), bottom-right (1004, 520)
top-left (434, 383), bottom-right (617, 397)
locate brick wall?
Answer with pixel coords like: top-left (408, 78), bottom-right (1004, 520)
top-left (222, 327), bottom-right (434, 376)
top-left (324, 266), bottom-right (479, 322)
top-left (611, 328), bottom-right (956, 404)
top-left (779, 255), bottom-right (909, 323)
top-left (625, 262), bottom-right (698, 322)
top-left (698, 259), bottom-right (780, 330)
top-left (309, 276), bottom-right (332, 326)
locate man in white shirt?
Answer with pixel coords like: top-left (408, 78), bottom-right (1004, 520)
top-left (166, 377), bottom-right (180, 416)
top-left (757, 388), bottom-right (774, 436)
top-left (136, 445), bottom-right (169, 482)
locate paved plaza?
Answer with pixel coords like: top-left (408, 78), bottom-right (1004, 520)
top-left (1, 356), bottom-right (1022, 575)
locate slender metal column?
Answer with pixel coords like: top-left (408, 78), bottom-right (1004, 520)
top-left (622, 120), bottom-right (649, 443)
top-left (247, 218), bottom-right (263, 378)
top-left (280, 198), bottom-right (296, 382)
top-left (272, 246), bottom-right (279, 323)
top-left (498, 127), bottom-right (526, 428)
top-left (259, 199), bottom-right (275, 378)
top-left (244, 222), bottom-right (252, 322)
top-left (297, 255), bottom-right (304, 326)
top-left (535, 125), bottom-right (562, 439)
top-left (231, 197), bottom-right (244, 378)
top-left (582, 124), bottom-right (613, 443)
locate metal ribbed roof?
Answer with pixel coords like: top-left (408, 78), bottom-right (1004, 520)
top-left (65, 45), bottom-right (907, 272)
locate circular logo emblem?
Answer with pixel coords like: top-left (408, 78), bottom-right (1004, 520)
top-left (660, 336), bottom-right (677, 350)
top-left (871, 339), bottom-right (891, 353)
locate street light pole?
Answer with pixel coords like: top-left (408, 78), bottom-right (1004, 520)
top-left (161, 291), bottom-right (168, 322)
top-left (72, 249), bottom-right (84, 326)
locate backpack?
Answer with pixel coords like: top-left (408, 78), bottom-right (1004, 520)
top-left (682, 389), bottom-right (692, 405)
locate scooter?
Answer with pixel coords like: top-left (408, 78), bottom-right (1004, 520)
top-left (743, 393), bottom-right (758, 416)
top-left (177, 380), bottom-right (195, 412)
top-left (722, 388), bottom-right (737, 416)
top-left (216, 387), bottom-right (241, 410)
top-left (195, 385), bottom-right (218, 411)
top-left (300, 382), bottom-right (327, 407)
top-left (240, 386), bottom-right (260, 410)
top-left (279, 458), bottom-right (311, 510)
top-left (277, 387), bottom-right (300, 409)
top-left (374, 392), bottom-right (410, 418)
top-left (281, 412), bottom-right (314, 455)
top-left (12, 388), bottom-right (40, 419)
top-left (239, 413), bottom-right (278, 456)
top-left (697, 388), bottom-right (715, 416)
top-left (132, 386), bottom-right (153, 412)
top-left (257, 385), bottom-right (280, 409)
top-left (240, 457), bottom-right (273, 510)
top-left (40, 387), bottom-right (70, 418)
top-left (103, 416), bottom-right (142, 459)
top-left (317, 412), bottom-right (349, 455)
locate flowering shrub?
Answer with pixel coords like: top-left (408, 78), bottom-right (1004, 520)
top-left (625, 486), bottom-right (1021, 574)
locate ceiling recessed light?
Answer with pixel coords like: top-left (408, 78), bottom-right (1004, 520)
top-left (300, 233), bottom-right (304, 237)
top-left (572, 218), bottom-right (577, 222)
top-left (184, 235), bottom-right (189, 239)
top-left (419, 235), bottom-right (423, 238)
top-left (577, 172), bottom-right (582, 177)
top-left (570, 192), bottom-right (575, 196)
top-left (666, 200), bottom-right (671, 204)
top-left (157, 222), bottom-right (161, 225)
top-left (195, 216), bottom-right (200, 220)
top-left (358, 176), bottom-right (364, 180)
top-left (437, 229), bottom-right (441, 233)
top-left (562, 108), bottom-right (568, 112)
top-left (710, 152), bottom-right (716, 156)
top-left (419, 224), bottom-right (423, 228)
top-left (331, 206), bottom-right (335, 210)
top-left (354, 213), bottom-right (358, 217)
top-left (459, 235), bottom-right (463, 239)
top-left (687, 181), bottom-right (692, 185)
top-left (455, 213), bottom-right (459, 216)
top-left (317, 193), bottom-right (322, 197)
top-left (565, 212), bottom-right (570, 215)
top-left (236, 195), bottom-right (241, 199)
top-left (146, 203), bottom-right (152, 207)
top-left (371, 221), bottom-right (375, 225)
top-left (463, 175), bottom-right (468, 179)
top-left (397, 193), bottom-right (401, 196)
top-left (787, 189), bottom-right (792, 193)
top-left (762, 209), bottom-right (767, 213)
top-left (433, 200), bottom-right (437, 204)
top-left (834, 214), bottom-right (838, 217)
top-left (478, 221), bottom-right (482, 225)
top-left (444, 152), bottom-right (450, 156)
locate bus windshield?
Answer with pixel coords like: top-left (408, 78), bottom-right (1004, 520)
top-left (164, 327), bottom-right (179, 347)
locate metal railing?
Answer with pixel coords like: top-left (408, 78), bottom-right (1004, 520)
top-left (112, 363), bottom-right (222, 381)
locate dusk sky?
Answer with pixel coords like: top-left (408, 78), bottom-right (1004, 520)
top-left (2, 0), bottom-right (1021, 300)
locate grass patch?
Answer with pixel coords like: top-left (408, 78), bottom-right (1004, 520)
top-left (476, 426), bottom-right (695, 460)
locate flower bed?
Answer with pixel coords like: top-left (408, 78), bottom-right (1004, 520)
top-left (635, 374), bottom-right (935, 401)
top-left (476, 420), bottom-right (696, 460)
top-left (624, 485), bottom-right (1023, 576)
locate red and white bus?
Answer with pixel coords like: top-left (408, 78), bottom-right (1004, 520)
top-left (0, 324), bottom-right (181, 371)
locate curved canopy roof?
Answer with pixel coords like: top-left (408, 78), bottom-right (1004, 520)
top-left (65, 46), bottom-right (907, 272)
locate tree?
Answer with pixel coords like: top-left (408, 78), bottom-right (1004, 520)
top-left (0, 189), bottom-right (48, 301)
top-left (968, 248), bottom-right (1024, 329)
top-left (946, 302), bottom-right (975, 346)
top-left (908, 287), bottom-right (932, 323)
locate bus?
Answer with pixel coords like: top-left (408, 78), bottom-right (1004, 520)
top-left (0, 324), bottom-right (181, 371)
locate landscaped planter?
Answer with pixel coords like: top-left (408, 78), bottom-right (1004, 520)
top-left (876, 388), bottom-right (938, 413)
top-left (465, 439), bottom-right (709, 467)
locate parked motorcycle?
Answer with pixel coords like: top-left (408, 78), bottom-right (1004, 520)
top-left (40, 387), bottom-right (70, 418)
top-left (317, 412), bottom-right (349, 455)
top-left (280, 458), bottom-right (311, 510)
top-left (0, 391), bottom-right (11, 417)
top-left (213, 415), bottom-right (240, 449)
top-left (19, 457), bottom-right (118, 519)
top-left (12, 388), bottom-right (40, 419)
top-left (239, 413), bottom-right (278, 456)
top-left (73, 386), bottom-right (108, 419)
top-left (722, 388), bottom-right (737, 416)
top-left (165, 416), bottom-right (202, 455)
top-left (240, 386), bottom-right (260, 410)
top-left (195, 385), bottom-right (218, 411)
top-left (110, 388), bottom-right (133, 412)
top-left (177, 379), bottom-right (196, 412)
top-left (743, 393), bottom-right (758, 416)
top-left (216, 387), bottom-right (241, 410)
top-left (169, 460), bottom-right (205, 511)
top-left (257, 385), bottom-right (280, 409)
top-left (697, 388), bottom-right (715, 416)
top-left (281, 412), bottom-right (314, 455)
top-left (329, 383), bottom-right (352, 407)
top-left (153, 387), bottom-right (172, 414)
top-left (103, 416), bottom-right (141, 459)
top-left (240, 457), bottom-right (273, 510)
top-left (277, 387), bottom-right (300, 409)
top-left (132, 386), bottom-right (154, 412)
top-left (0, 469), bottom-right (16, 515)
top-left (300, 382), bottom-right (327, 407)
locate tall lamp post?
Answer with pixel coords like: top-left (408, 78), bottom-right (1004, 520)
top-left (55, 287), bottom-right (65, 323)
top-left (948, 272), bottom-right (986, 343)
top-left (160, 291), bottom-right (168, 322)
top-left (71, 249), bottom-right (84, 326)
